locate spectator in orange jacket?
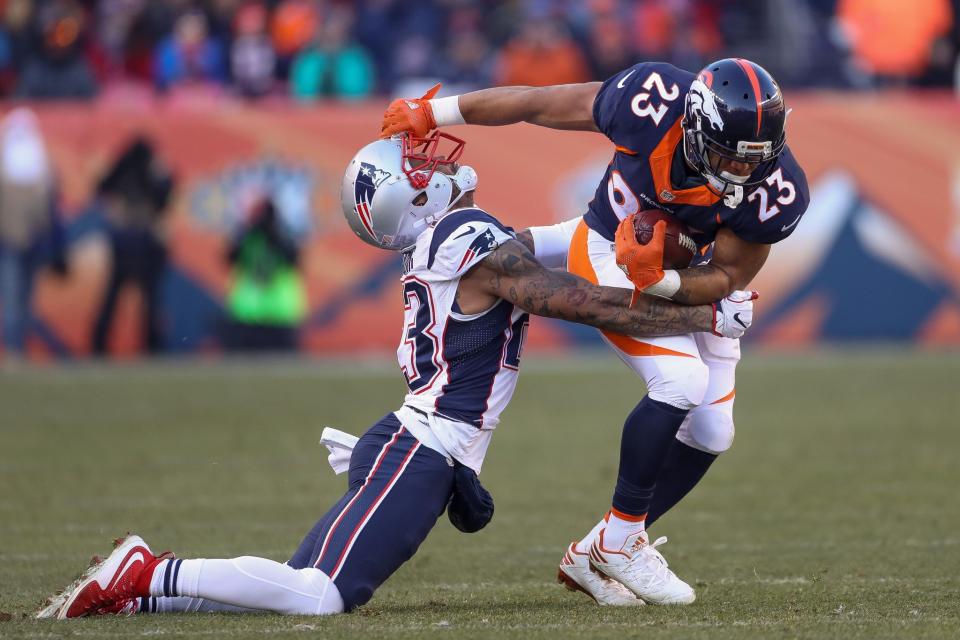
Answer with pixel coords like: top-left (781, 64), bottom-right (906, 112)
top-left (836, 0), bottom-right (953, 81)
top-left (494, 18), bottom-right (589, 87)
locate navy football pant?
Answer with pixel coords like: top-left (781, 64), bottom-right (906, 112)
top-left (288, 414), bottom-right (454, 610)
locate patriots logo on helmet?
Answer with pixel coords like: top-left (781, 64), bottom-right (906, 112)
top-left (688, 79), bottom-right (724, 132)
top-left (457, 228), bottom-right (498, 271)
top-left (354, 162), bottom-right (391, 239)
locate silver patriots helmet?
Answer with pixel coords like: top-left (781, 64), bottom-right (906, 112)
top-left (340, 132), bottom-right (478, 251)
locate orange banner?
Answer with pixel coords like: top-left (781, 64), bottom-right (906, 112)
top-left (6, 92), bottom-right (960, 359)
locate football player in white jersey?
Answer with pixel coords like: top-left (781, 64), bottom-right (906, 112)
top-left (37, 133), bottom-right (756, 619)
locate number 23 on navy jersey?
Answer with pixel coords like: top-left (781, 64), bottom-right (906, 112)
top-left (588, 61), bottom-right (810, 247)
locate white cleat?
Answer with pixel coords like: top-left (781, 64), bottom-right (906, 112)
top-left (557, 542), bottom-right (643, 606)
top-left (589, 529), bottom-right (696, 605)
top-left (36, 591), bottom-right (69, 620)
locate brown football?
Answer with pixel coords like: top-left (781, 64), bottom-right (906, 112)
top-left (632, 209), bottom-right (697, 269)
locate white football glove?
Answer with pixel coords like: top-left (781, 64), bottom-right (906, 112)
top-left (320, 427), bottom-right (358, 475)
top-left (712, 290), bottom-right (758, 339)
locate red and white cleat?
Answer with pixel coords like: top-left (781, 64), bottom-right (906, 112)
top-left (36, 535), bottom-right (167, 619)
top-left (557, 542), bottom-right (643, 606)
top-left (96, 598), bottom-right (141, 616)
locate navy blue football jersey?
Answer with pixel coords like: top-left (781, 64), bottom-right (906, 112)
top-left (584, 61), bottom-right (809, 248)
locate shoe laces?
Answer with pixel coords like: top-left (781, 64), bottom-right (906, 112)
top-left (646, 536), bottom-right (670, 566)
top-left (623, 534), bottom-right (676, 587)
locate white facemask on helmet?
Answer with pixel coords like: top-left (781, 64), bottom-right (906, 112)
top-left (340, 133), bottom-right (477, 251)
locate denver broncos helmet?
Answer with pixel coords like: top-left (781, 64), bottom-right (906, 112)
top-left (681, 58), bottom-right (787, 195)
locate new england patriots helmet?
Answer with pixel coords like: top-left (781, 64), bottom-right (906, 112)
top-left (340, 132), bottom-right (478, 251)
top-left (681, 58), bottom-right (787, 196)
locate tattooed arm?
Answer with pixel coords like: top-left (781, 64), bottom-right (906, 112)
top-left (457, 239), bottom-right (715, 336)
top-left (514, 229), bottom-right (535, 253)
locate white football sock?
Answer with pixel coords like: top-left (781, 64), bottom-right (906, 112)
top-left (574, 518), bottom-right (606, 554)
top-left (145, 596), bottom-right (256, 614)
top-left (602, 510), bottom-right (646, 551)
top-left (148, 558), bottom-right (173, 596)
top-left (148, 557), bottom-right (344, 615)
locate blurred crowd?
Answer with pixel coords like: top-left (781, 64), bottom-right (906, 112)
top-left (0, 107), bottom-right (306, 361)
top-left (1, 0), bottom-right (959, 102)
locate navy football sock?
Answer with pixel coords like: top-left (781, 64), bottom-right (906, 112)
top-left (612, 396), bottom-right (689, 517)
top-left (645, 440), bottom-right (717, 528)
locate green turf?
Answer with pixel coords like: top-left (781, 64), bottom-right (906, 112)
top-left (2, 349), bottom-right (959, 639)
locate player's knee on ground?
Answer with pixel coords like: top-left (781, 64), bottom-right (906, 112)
top-left (297, 566), bottom-right (345, 615)
top-left (676, 404), bottom-right (735, 454)
top-left (646, 357), bottom-right (710, 410)
top-left (333, 528), bottom-right (427, 611)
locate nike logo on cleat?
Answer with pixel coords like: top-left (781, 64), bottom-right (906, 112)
top-left (100, 550), bottom-right (144, 590)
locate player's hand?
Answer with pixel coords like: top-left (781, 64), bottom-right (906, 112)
top-left (380, 83), bottom-right (442, 138)
top-left (615, 214), bottom-right (666, 295)
top-left (712, 290), bottom-right (758, 338)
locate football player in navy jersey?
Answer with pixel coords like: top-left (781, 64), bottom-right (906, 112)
top-left (37, 133), bottom-right (756, 620)
top-left (383, 58), bottom-right (810, 605)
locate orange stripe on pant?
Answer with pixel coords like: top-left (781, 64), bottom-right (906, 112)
top-left (567, 221), bottom-right (694, 359)
top-left (710, 388), bottom-right (736, 405)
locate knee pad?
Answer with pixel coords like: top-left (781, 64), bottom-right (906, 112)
top-left (646, 357), bottom-right (710, 410)
top-left (676, 404), bottom-right (735, 455)
top-left (300, 567), bottom-right (345, 614)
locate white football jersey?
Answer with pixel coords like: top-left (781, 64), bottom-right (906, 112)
top-left (395, 207), bottom-right (529, 472)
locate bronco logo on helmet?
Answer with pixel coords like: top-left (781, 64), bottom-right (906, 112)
top-left (687, 78), bottom-right (724, 132)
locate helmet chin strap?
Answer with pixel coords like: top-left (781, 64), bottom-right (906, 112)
top-left (685, 127), bottom-right (747, 209)
top-left (722, 184), bottom-right (744, 208)
top-left (719, 170), bottom-right (749, 185)
top-left (451, 165), bottom-right (478, 193)
top-left (440, 165), bottom-right (479, 213)
top-left (706, 173), bottom-right (745, 209)
top-left (422, 165), bottom-right (480, 226)
top-left (718, 170), bottom-right (745, 207)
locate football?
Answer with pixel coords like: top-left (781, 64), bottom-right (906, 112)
top-left (632, 209), bottom-right (698, 269)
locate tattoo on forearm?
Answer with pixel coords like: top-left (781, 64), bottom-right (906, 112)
top-left (481, 241), bottom-right (712, 336)
top-left (515, 230), bottom-right (536, 254)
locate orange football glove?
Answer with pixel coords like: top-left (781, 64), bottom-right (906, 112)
top-left (615, 215), bottom-right (666, 303)
top-left (380, 83), bottom-right (442, 138)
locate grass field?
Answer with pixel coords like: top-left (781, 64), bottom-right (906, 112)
top-left (2, 349), bottom-right (959, 639)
